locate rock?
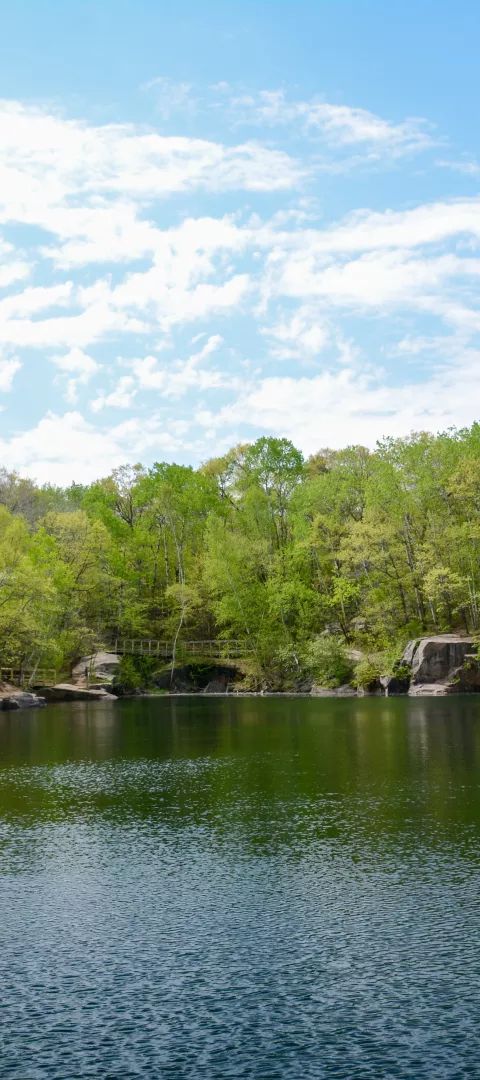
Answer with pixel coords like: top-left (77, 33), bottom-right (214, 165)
top-left (311, 684), bottom-right (357, 697)
top-left (71, 652), bottom-right (120, 686)
top-left (0, 691), bottom-right (46, 710)
top-left (398, 634), bottom-right (480, 695)
top-left (446, 662), bottom-right (480, 693)
top-left (402, 635), bottom-right (477, 685)
top-left (203, 676), bottom-right (231, 694)
top-left (400, 635), bottom-right (480, 693)
top-left (346, 648), bottom-right (364, 663)
top-left (42, 683), bottom-right (117, 702)
top-left (380, 674), bottom-right (410, 696)
top-left (408, 682), bottom-right (450, 697)
top-left (155, 663), bottom-right (241, 693)
top-left (401, 639), bottom-right (420, 668)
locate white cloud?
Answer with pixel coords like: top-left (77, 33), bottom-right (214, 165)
top-left (50, 346), bottom-right (99, 405)
top-left (52, 346), bottom-right (99, 378)
top-left (112, 269), bottom-right (250, 330)
top-left (131, 334), bottom-right (233, 398)
top-left (0, 282), bottom-right (73, 320)
top-left (0, 100), bottom-right (302, 227)
top-left (0, 88), bottom-right (479, 482)
top-left (271, 249), bottom-right (480, 309)
top-left (197, 349), bottom-right (480, 456)
top-left (0, 237), bottom-right (30, 289)
top-left (298, 198), bottom-right (480, 254)
top-left (0, 411), bottom-right (126, 485)
top-left (0, 410), bottom-right (189, 485)
top-left (0, 357), bottom-right (21, 391)
top-left (91, 376), bottom-right (137, 412)
top-left (226, 88), bottom-right (436, 156)
top-left (263, 307), bottom-right (329, 359)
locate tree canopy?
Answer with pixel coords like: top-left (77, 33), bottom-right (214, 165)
top-left (2, 428), bottom-right (480, 683)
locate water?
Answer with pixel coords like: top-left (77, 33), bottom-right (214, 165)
top-left (0, 696), bottom-right (479, 1079)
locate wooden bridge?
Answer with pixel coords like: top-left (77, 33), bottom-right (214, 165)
top-left (112, 639), bottom-right (254, 660)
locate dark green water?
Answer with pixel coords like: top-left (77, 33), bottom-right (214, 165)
top-left (0, 696), bottom-right (479, 1079)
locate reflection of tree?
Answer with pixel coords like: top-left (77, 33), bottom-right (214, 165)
top-left (0, 700), bottom-right (479, 857)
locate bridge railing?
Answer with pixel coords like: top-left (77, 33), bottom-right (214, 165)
top-left (0, 667), bottom-right (57, 687)
top-left (112, 639), bottom-right (254, 659)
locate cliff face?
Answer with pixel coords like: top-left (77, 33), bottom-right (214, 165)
top-left (407, 636), bottom-right (476, 683)
top-left (397, 636), bottom-right (480, 696)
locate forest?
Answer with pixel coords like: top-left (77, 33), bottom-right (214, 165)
top-left (1, 423), bottom-right (480, 690)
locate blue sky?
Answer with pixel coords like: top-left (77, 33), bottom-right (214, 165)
top-left (1, 0), bottom-right (480, 483)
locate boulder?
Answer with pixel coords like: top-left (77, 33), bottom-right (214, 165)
top-left (408, 682), bottom-right (450, 697)
top-left (71, 652), bottom-right (120, 686)
top-left (311, 684), bottom-right (357, 697)
top-left (401, 635), bottom-right (479, 687)
top-left (0, 691), bottom-right (46, 710)
top-left (42, 683), bottom-right (117, 702)
top-left (446, 662), bottom-right (480, 693)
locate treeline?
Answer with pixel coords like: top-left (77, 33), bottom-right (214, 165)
top-left (1, 425), bottom-right (480, 685)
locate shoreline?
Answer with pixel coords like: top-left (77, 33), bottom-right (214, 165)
top-left (132, 689), bottom-right (480, 700)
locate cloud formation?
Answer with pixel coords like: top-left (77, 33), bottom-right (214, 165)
top-left (0, 87), bottom-right (479, 481)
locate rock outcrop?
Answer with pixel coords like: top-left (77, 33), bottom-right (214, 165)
top-left (42, 683), bottom-right (117, 702)
top-left (155, 663), bottom-right (241, 693)
top-left (311, 684), bottom-right (357, 697)
top-left (0, 691), bottom-right (46, 710)
top-left (406, 636), bottom-right (476, 684)
top-left (408, 682), bottom-right (452, 697)
top-left (397, 635), bottom-right (480, 695)
top-left (71, 652), bottom-right (120, 686)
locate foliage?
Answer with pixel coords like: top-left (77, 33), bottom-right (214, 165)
top-left (112, 656), bottom-right (145, 694)
top-left (112, 654), bottom-right (158, 694)
top-left (301, 636), bottom-right (353, 688)
top-left (1, 427), bottom-right (480, 682)
top-left (354, 657), bottom-right (384, 690)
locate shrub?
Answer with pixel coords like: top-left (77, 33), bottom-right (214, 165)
top-left (112, 654), bottom-right (157, 694)
top-left (354, 657), bottom-right (383, 690)
top-left (302, 636), bottom-right (353, 688)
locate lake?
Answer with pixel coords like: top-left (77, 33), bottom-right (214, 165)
top-left (0, 695), bottom-right (479, 1079)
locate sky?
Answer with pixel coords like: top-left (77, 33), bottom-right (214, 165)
top-left (1, 0), bottom-right (480, 484)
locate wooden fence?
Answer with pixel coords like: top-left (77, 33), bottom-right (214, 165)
top-left (0, 668), bottom-right (57, 687)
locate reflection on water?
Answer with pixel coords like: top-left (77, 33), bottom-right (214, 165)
top-left (0, 696), bottom-right (479, 1078)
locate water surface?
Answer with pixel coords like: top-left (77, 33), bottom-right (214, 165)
top-left (0, 696), bottom-right (479, 1078)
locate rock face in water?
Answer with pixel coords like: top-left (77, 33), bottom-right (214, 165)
top-left (399, 635), bottom-right (480, 695)
top-left (0, 691), bottom-right (46, 710)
